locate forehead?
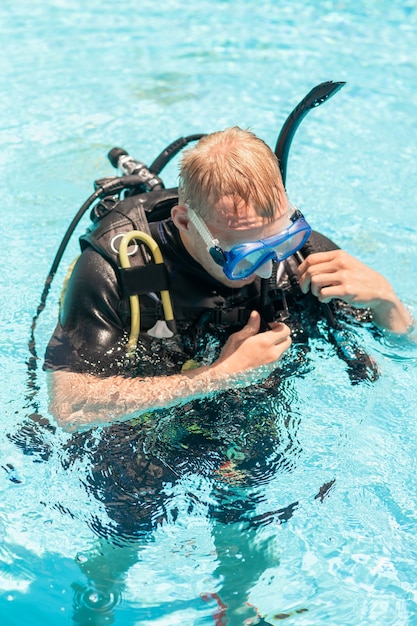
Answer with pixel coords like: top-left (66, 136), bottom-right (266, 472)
top-left (205, 194), bottom-right (290, 233)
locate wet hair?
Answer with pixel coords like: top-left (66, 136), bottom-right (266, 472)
top-left (178, 126), bottom-right (286, 220)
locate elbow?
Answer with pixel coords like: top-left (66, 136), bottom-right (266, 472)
top-left (46, 370), bottom-right (88, 432)
top-left (47, 395), bottom-right (82, 432)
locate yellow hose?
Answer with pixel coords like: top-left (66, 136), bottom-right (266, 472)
top-left (119, 230), bottom-right (174, 355)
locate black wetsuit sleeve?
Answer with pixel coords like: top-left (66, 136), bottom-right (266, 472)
top-left (44, 247), bottom-right (127, 374)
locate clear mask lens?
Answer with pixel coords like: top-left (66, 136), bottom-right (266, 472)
top-left (254, 259), bottom-right (273, 279)
top-left (274, 231), bottom-right (307, 260)
top-left (230, 231), bottom-right (307, 278)
top-left (231, 250), bottom-right (273, 279)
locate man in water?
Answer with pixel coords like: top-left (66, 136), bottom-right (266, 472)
top-left (43, 126), bottom-right (413, 624)
top-left (45, 126), bottom-right (412, 430)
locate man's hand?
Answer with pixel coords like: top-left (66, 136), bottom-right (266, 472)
top-left (213, 310), bottom-right (292, 376)
top-left (297, 250), bottom-right (412, 333)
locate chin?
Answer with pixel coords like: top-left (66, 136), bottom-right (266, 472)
top-left (203, 259), bottom-right (255, 288)
top-left (221, 275), bottom-right (256, 288)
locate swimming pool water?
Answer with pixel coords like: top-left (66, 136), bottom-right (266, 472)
top-left (1, 1), bottom-right (417, 624)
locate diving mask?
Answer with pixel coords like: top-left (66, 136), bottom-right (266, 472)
top-left (187, 205), bottom-right (312, 280)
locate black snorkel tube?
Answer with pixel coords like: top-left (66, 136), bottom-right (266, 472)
top-left (272, 80), bottom-right (378, 384)
top-left (273, 80), bottom-right (345, 329)
top-left (260, 82), bottom-right (346, 324)
top-left (274, 80), bottom-right (346, 187)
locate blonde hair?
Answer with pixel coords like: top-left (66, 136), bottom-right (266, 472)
top-left (178, 126), bottom-right (286, 220)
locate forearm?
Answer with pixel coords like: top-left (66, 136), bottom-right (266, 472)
top-left (48, 313), bottom-right (292, 432)
top-left (48, 364), bottom-right (242, 431)
top-left (371, 293), bottom-right (413, 334)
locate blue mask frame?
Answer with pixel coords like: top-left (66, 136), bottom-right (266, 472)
top-left (187, 207), bottom-right (312, 280)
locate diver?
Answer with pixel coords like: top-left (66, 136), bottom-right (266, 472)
top-left (33, 87), bottom-right (414, 626)
top-left (44, 125), bottom-right (411, 430)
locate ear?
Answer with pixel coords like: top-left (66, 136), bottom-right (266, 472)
top-left (171, 205), bottom-right (190, 232)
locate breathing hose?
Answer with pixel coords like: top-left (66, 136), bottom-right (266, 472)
top-left (118, 230), bottom-right (176, 355)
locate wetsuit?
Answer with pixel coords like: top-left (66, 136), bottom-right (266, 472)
top-left (45, 217), bottom-right (345, 376)
top-left (44, 214), bottom-right (373, 536)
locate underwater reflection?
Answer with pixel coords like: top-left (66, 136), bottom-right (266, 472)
top-left (9, 368), bottom-right (335, 625)
top-left (56, 378), bottom-right (309, 624)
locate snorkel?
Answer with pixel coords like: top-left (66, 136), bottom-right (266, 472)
top-left (273, 80), bottom-right (379, 383)
top-left (274, 80), bottom-right (346, 187)
top-left (259, 81), bottom-right (346, 324)
top-left (271, 80), bottom-right (346, 328)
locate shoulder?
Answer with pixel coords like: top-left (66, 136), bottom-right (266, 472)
top-left (306, 231), bottom-right (340, 253)
top-left (60, 247), bottom-right (120, 324)
top-left (81, 188), bottom-right (179, 265)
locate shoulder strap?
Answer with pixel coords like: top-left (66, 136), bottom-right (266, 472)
top-left (80, 188), bottom-right (179, 267)
top-left (79, 188), bottom-right (178, 297)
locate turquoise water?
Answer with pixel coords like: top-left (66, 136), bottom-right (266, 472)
top-left (1, 1), bottom-right (417, 624)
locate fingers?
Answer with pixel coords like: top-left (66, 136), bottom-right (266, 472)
top-left (298, 250), bottom-right (340, 273)
top-left (298, 252), bottom-right (340, 294)
top-left (215, 315), bottom-right (292, 378)
top-left (309, 272), bottom-right (345, 298)
top-left (316, 284), bottom-right (351, 303)
top-left (262, 322), bottom-right (292, 361)
top-left (237, 312), bottom-right (291, 353)
top-left (298, 250), bottom-right (358, 302)
top-left (268, 321), bottom-right (292, 343)
top-left (272, 324), bottom-right (292, 352)
top-left (236, 310), bottom-right (261, 339)
top-left (242, 314), bottom-right (291, 347)
top-left (298, 250), bottom-right (378, 307)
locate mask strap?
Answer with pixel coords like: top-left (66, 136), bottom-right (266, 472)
top-left (186, 205), bottom-right (220, 250)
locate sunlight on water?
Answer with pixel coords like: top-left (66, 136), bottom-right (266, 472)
top-left (1, 0), bottom-right (417, 624)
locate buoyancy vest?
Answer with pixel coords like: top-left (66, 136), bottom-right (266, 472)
top-left (78, 188), bottom-right (323, 332)
top-left (80, 187), bottom-right (179, 278)
top-left (76, 187), bottom-right (379, 385)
